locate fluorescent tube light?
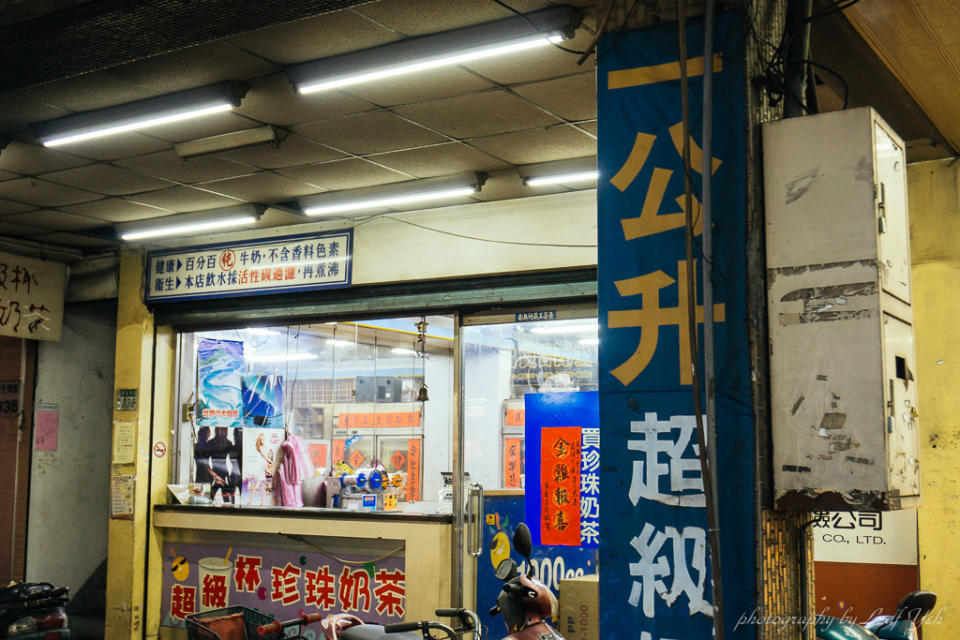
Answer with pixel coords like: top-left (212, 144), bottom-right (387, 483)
top-left (298, 34), bottom-right (562, 94)
top-left (248, 353), bottom-right (318, 363)
top-left (32, 82), bottom-right (248, 148)
top-left (299, 174), bottom-right (484, 218)
top-left (120, 215), bottom-right (256, 241)
top-left (175, 125), bottom-right (281, 158)
top-left (305, 186), bottom-right (476, 216)
top-left (117, 204), bottom-right (263, 242)
top-left (525, 170), bottom-right (599, 187)
top-left (327, 339), bottom-right (355, 347)
top-left (391, 348), bottom-right (417, 355)
top-left (286, 7), bottom-right (581, 95)
top-left (530, 321), bottom-right (598, 334)
top-left (579, 337), bottom-right (600, 345)
top-left (243, 328), bottom-right (279, 336)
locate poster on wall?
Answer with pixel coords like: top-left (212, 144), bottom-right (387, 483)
top-left (193, 426), bottom-right (243, 504)
top-left (524, 392), bottom-right (599, 548)
top-left (196, 339), bottom-right (243, 428)
top-left (241, 428), bottom-right (283, 506)
top-left (597, 12), bottom-right (752, 640)
top-left (161, 542), bottom-right (406, 628)
top-left (242, 374), bottom-right (284, 429)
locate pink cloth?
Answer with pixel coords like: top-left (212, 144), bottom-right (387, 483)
top-left (274, 435), bottom-right (309, 507)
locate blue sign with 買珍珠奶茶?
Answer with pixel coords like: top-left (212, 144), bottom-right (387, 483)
top-left (598, 12), bottom-right (756, 640)
top-left (144, 230), bottom-right (352, 303)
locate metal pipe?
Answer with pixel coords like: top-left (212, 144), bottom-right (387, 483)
top-left (701, 0), bottom-right (723, 628)
top-left (679, 4), bottom-right (724, 639)
top-left (784, 0), bottom-right (813, 118)
top-left (452, 313), bottom-right (464, 607)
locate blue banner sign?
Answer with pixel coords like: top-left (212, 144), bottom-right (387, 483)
top-left (145, 230), bottom-right (352, 303)
top-left (598, 13), bottom-right (754, 640)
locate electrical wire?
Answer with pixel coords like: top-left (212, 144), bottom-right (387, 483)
top-left (380, 214), bottom-right (598, 248)
top-left (285, 534), bottom-right (404, 565)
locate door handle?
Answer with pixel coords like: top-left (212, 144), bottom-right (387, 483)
top-left (467, 483), bottom-right (484, 557)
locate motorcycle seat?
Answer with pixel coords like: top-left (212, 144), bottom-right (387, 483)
top-left (340, 625), bottom-right (421, 640)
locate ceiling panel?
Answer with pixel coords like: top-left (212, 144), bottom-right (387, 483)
top-left (579, 120), bottom-right (597, 135)
top-left (292, 111), bottom-right (446, 155)
top-left (511, 71), bottom-right (596, 121)
top-left (55, 133), bottom-right (173, 162)
top-left (0, 178), bottom-right (101, 207)
top-left (278, 158), bottom-right (410, 190)
top-left (468, 125), bottom-right (596, 165)
top-left (0, 170), bottom-right (22, 182)
top-left (0, 219), bottom-right (45, 237)
top-left (43, 164), bottom-right (170, 196)
top-left (14, 69), bottom-right (161, 113)
top-left (114, 149), bottom-right (256, 184)
top-left (61, 197), bottom-right (170, 223)
top-left (196, 172), bottom-right (320, 202)
top-left (369, 142), bottom-right (511, 178)
top-left (0, 199), bottom-right (37, 215)
top-left (0, 91), bottom-right (71, 132)
top-left (107, 41), bottom-right (280, 94)
top-left (228, 10), bottom-right (401, 65)
top-left (354, 0), bottom-right (549, 35)
top-left (235, 73), bottom-right (374, 126)
top-left (394, 90), bottom-right (562, 139)
top-left (0, 141), bottom-right (92, 175)
top-left (26, 231), bottom-right (117, 248)
top-left (217, 135), bottom-right (345, 170)
top-left (3, 209), bottom-right (108, 231)
top-left (123, 185), bottom-right (241, 212)
top-left (339, 68), bottom-right (496, 107)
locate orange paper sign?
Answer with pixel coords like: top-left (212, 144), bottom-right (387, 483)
top-left (406, 438), bottom-right (421, 502)
top-left (503, 437), bottom-right (523, 488)
top-left (539, 427), bottom-right (581, 546)
top-left (505, 409), bottom-right (525, 427)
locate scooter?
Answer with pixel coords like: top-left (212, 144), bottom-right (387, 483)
top-left (0, 582), bottom-right (70, 639)
top-left (816, 590), bottom-right (936, 640)
top-left (315, 523), bottom-right (564, 640)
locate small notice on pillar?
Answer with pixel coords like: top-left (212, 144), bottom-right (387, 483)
top-left (112, 421), bottom-right (136, 465)
top-left (111, 475), bottom-right (135, 519)
top-left (34, 403), bottom-right (59, 451)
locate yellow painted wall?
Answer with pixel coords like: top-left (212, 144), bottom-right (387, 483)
top-left (909, 158), bottom-right (960, 638)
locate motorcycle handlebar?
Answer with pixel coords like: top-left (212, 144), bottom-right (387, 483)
top-left (384, 621), bottom-right (423, 633)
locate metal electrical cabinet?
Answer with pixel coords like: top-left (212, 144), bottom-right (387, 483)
top-left (763, 107), bottom-right (920, 511)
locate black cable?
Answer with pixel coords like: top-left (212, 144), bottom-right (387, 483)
top-left (488, 0), bottom-right (588, 55)
top-left (804, 59), bottom-right (849, 109)
top-left (808, 0), bottom-right (864, 21)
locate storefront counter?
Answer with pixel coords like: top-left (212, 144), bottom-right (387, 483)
top-left (151, 505), bottom-right (453, 638)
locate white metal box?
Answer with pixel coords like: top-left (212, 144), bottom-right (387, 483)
top-left (763, 107), bottom-right (920, 511)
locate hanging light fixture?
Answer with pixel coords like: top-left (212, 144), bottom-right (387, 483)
top-left (32, 82), bottom-right (248, 148)
top-left (520, 156), bottom-right (598, 188)
top-left (285, 7), bottom-right (581, 95)
top-left (116, 204), bottom-right (264, 242)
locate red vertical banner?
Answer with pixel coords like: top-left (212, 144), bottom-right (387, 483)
top-left (332, 439), bottom-right (345, 466)
top-left (406, 438), bottom-right (421, 502)
top-left (503, 437), bottom-right (523, 488)
top-left (539, 427), bottom-right (581, 546)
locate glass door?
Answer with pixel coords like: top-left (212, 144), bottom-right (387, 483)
top-left (458, 305), bottom-right (598, 610)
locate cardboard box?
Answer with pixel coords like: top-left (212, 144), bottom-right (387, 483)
top-left (558, 574), bottom-right (598, 640)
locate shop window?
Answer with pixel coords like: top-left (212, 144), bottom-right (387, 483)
top-left (462, 317), bottom-right (598, 492)
top-left (169, 317), bottom-right (454, 514)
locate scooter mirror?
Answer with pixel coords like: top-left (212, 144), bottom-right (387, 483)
top-left (514, 523), bottom-right (533, 560)
top-left (495, 558), bottom-right (519, 581)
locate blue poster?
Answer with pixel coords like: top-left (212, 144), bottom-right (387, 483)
top-left (242, 374), bottom-right (284, 429)
top-left (598, 12), bottom-right (754, 640)
top-left (524, 392), bottom-right (599, 548)
top-left (196, 338), bottom-right (243, 428)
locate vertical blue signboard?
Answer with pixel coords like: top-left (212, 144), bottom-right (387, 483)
top-left (598, 12), bottom-right (755, 640)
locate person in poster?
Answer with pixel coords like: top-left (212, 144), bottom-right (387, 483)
top-left (195, 426), bottom-right (242, 503)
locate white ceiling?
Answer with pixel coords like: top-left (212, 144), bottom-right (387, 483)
top-left (0, 0), bottom-right (599, 253)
